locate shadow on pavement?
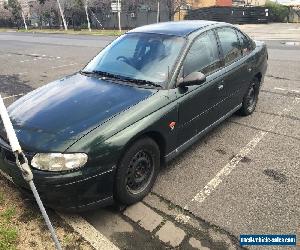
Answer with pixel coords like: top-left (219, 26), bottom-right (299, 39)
top-left (0, 74), bottom-right (33, 96)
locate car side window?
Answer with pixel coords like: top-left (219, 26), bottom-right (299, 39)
top-left (236, 30), bottom-right (253, 56)
top-left (182, 30), bottom-right (221, 77)
top-left (217, 27), bottom-right (241, 65)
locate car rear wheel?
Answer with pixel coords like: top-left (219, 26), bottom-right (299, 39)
top-left (114, 137), bottom-right (160, 205)
top-left (238, 78), bottom-right (260, 116)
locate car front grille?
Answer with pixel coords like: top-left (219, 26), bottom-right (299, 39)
top-left (2, 148), bottom-right (16, 163)
top-left (0, 134), bottom-right (33, 164)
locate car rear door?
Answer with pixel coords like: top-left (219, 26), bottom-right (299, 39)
top-left (175, 30), bottom-right (224, 146)
top-left (214, 27), bottom-right (253, 116)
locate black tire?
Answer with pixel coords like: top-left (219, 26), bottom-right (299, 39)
top-left (238, 78), bottom-right (260, 116)
top-left (114, 137), bottom-right (160, 205)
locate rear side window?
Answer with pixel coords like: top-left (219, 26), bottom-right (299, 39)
top-left (236, 30), bottom-right (253, 56)
top-left (217, 27), bottom-right (241, 65)
top-left (183, 30), bottom-right (221, 76)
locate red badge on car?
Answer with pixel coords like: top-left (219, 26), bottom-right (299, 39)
top-left (169, 121), bottom-right (176, 131)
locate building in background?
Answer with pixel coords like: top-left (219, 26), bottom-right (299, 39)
top-left (174, 0), bottom-right (232, 20)
top-left (232, 0), bottom-right (266, 6)
top-left (188, 0), bottom-right (232, 8)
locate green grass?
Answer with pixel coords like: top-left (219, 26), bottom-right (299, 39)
top-left (0, 202), bottom-right (18, 250)
top-left (0, 28), bottom-right (125, 36)
top-left (0, 226), bottom-right (18, 250)
top-left (1, 208), bottom-right (16, 222)
top-left (63, 234), bottom-right (73, 245)
top-left (0, 192), bottom-right (4, 205)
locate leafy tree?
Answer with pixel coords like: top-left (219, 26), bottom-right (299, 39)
top-left (31, 0), bottom-right (59, 28)
top-left (265, 0), bottom-right (289, 22)
top-left (6, 0), bottom-right (22, 28)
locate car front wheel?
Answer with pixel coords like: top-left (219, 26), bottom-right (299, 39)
top-left (114, 137), bottom-right (160, 205)
top-left (238, 78), bottom-right (260, 116)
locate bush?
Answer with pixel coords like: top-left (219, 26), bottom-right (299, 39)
top-left (265, 0), bottom-right (289, 22)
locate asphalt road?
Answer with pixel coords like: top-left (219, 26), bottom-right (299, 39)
top-left (0, 23), bottom-right (299, 249)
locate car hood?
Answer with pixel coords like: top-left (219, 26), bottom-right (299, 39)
top-left (3, 73), bottom-right (156, 152)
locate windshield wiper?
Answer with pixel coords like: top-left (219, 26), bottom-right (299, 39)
top-left (80, 70), bottom-right (125, 80)
top-left (124, 78), bottom-right (162, 88)
top-left (81, 70), bottom-right (162, 88)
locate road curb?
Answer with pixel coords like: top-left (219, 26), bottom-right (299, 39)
top-left (59, 213), bottom-right (119, 250)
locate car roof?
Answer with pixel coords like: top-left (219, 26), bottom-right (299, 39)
top-left (127, 20), bottom-right (225, 37)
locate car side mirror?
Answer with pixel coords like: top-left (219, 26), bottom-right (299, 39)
top-left (177, 72), bottom-right (206, 88)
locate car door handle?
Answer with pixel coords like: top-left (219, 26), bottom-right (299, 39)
top-left (218, 84), bottom-right (224, 91)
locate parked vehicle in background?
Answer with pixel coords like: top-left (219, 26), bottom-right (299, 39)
top-left (0, 21), bottom-right (268, 211)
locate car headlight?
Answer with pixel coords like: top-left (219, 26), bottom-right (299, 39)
top-left (31, 153), bottom-right (88, 171)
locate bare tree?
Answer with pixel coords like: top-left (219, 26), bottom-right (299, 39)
top-left (31, 0), bottom-right (58, 28)
top-left (0, 6), bottom-right (12, 20)
top-left (166, 0), bottom-right (187, 20)
top-left (86, 0), bottom-right (111, 29)
top-left (6, 0), bottom-right (22, 28)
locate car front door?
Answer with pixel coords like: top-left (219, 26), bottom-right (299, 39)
top-left (175, 30), bottom-right (224, 146)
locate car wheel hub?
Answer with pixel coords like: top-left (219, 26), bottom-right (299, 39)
top-left (126, 150), bottom-right (153, 194)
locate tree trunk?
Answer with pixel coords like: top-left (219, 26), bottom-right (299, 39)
top-left (85, 1), bottom-right (91, 32)
top-left (21, 11), bottom-right (28, 30)
top-left (56, 0), bottom-right (67, 30)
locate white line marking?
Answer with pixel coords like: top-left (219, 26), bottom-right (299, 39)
top-left (192, 131), bottom-right (266, 204)
top-left (274, 87), bottom-right (300, 93)
top-left (51, 63), bottom-right (77, 69)
top-left (3, 93), bottom-right (24, 100)
top-left (184, 98), bottom-right (300, 210)
top-left (291, 89), bottom-right (300, 93)
top-left (274, 87), bottom-right (286, 91)
top-left (59, 213), bottom-right (119, 250)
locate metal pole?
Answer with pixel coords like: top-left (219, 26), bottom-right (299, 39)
top-left (0, 95), bottom-right (62, 250)
top-left (29, 180), bottom-right (62, 250)
top-left (157, 0), bottom-right (160, 23)
top-left (117, 0), bottom-right (121, 31)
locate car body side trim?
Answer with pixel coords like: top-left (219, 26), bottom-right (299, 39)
top-left (55, 167), bottom-right (116, 187)
top-left (164, 104), bottom-right (242, 162)
top-left (66, 196), bottom-right (114, 212)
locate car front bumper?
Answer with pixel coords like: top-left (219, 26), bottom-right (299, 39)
top-left (0, 144), bottom-right (116, 212)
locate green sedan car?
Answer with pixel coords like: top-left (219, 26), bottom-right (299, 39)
top-left (0, 21), bottom-right (268, 211)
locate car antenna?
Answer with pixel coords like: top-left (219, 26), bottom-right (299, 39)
top-left (0, 95), bottom-right (62, 250)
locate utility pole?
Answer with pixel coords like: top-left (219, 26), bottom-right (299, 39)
top-left (56, 0), bottom-right (68, 31)
top-left (157, 0), bottom-right (160, 23)
top-left (117, 0), bottom-right (121, 31)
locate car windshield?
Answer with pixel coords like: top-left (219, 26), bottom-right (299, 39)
top-left (83, 33), bottom-right (185, 87)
